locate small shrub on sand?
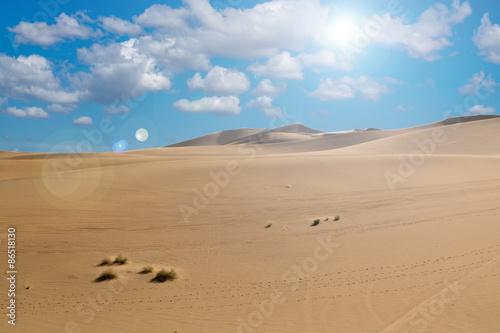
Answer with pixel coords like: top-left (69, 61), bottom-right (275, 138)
top-left (324, 217), bottom-right (329, 221)
top-left (265, 223), bottom-right (272, 228)
top-left (140, 266), bottom-right (153, 274)
top-left (151, 269), bottom-right (178, 283)
top-left (95, 269), bottom-right (117, 282)
top-left (334, 215), bottom-right (340, 221)
top-left (99, 258), bottom-right (112, 266)
top-left (113, 255), bottom-right (128, 265)
top-left (311, 219), bottom-right (321, 226)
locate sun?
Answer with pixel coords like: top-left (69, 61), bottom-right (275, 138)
top-left (330, 17), bottom-right (359, 44)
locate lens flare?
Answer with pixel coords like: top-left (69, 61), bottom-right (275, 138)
top-left (135, 128), bottom-right (149, 142)
top-left (112, 138), bottom-right (129, 154)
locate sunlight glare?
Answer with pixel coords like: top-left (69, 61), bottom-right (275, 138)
top-left (331, 17), bottom-right (358, 44)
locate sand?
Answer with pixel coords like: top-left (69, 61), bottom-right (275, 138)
top-left (1, 116), bottom-right (499, 332)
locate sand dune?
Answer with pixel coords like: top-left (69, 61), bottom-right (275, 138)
top-left (169, 114), bottom-right (500, 154)
top-left (1, 116), bottom-right (499, 332)
top-left (168, 128), bottom-right (266, 147)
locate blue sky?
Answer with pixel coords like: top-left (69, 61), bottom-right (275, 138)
top-left (0, 0), bottom-right (498, 153)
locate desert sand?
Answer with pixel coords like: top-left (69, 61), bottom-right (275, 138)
top-left (1, 115), bottom-right (499, 333)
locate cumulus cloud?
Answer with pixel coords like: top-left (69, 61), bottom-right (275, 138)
top-left (99, 15), bottom-right (143, 35)
top-left (187, 66), bottom-right (250, 95)
top-left (134, 3), bottom-right (192, 32)
top-left (134, 0), bottom-right (328, 59)
top-left (466, 104), bottom-right (496, 115)
top-left (135, 35), bottom-right (211, 71)
top-left (248, 51), bottom-right (303, 80)
top-left (75, 38), bottom-right (171, 104)
top-left (252, 79), bottom-right (287, 96)
top-left (46, 104), bottom-right (76, 114)
top-left (367, 0), bottom-right (472, 61)
top-left (4, 0), bottom-right (475, 119)
top-left (309, 76), bottom-right (391, 101)
top-left (248, 50), bottom-right (352, 80)
top-left (105, 104), bottom-right (133, 114)
top-left (173, 96), bottom-right (241, 115)
top-left (458, 72), bottom-right (496, 95)
top-left (296, 50), bottom-right (353, 72)
top-left (72, 116), bottom-right (93, 127)
top-left (473, 13), bottom-right (500, 64)
top-left (0, 54), bottom-right (80, 104)
top-left (4, 106), bottom-right (49, 119)
top-left (9, 12), bottom-right (96, 46)
top-left (246, 96), bottom-right (283, 117)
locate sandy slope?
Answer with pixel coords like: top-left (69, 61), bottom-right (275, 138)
top-left (0, 116), bottom-right (499, 333)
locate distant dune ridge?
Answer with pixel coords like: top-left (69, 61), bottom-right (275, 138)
top-left (1, 115), bottom-right (499, 333)
top-left (167, 114), bottom-right (500, 154)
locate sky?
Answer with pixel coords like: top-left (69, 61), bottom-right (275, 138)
top-left (0, 0), bottom-right (498, 153)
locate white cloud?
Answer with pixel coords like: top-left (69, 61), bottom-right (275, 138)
top-left (135, 35), bottom-right (210, 71)
top-left (187, 66), bottom-right (250, 95)
top-left (134, 0), bottom-right (329, 59)
top-left (383, 77), bottom-right (406, 85)
top-left (248, 50), bottom-right (352, 80)
top-left (296, 50), bottom-right (353, 72)
top-left (0, 54), bottom-right (80, 104)
top-left (396, 105), bottom-right (407, 111)
top-left (134, 4), bottom-right (192, 31)
top-left (4, 106), bottom-right (49, 119)
top-left (99, 15), bottom-right (143, 35)
top-left (473, 13), bottom-right (500, 64)
top-left (252, 79), bottom-right (286, 96)
top-left (309, 78), bottom-right (355, 101)
top-left (246, 96), bottom-right (283, 117)
top-left (466, 105), bottom-right (496, 115)
top-left (105, 104), bottom-right (132, 114)
top-left (72, 116), bottom-right (93, 127)
top-left (46, 104), bottom-right (76, 114)
top-left (458, 72), bottom-right (496, 95)
top-left (9, 12), bottom-right (96, 46)
top-left (309, 76), bottom-right (390, 101)
top-left (248, 51), bottom-right (303, 80)
top-left (367, 0), bottom-right (472, 61)
top-left (0, 97), bottom-right (7, 107)
top-left (173, 96), bottom-right (241, 115)
top-left (75, 38), bottom-right (171, 104)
